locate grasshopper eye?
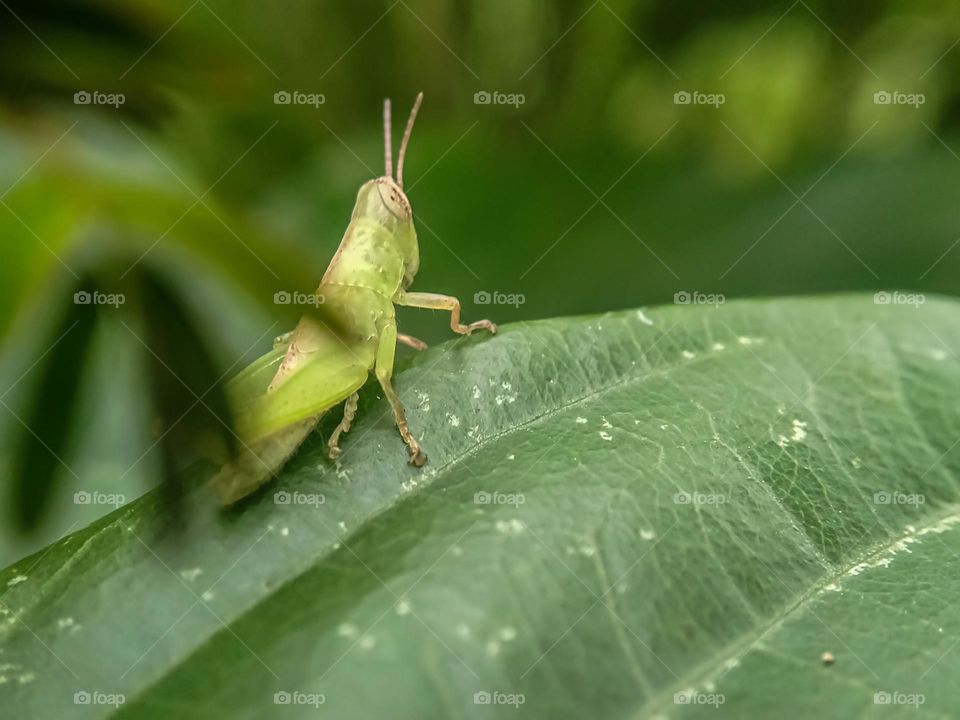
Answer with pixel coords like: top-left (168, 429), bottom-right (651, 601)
top-left (375, 180), bottom-right (411, 220)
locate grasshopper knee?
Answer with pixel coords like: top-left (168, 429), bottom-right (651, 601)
top-left (273, 331), bottom-right (294, 349)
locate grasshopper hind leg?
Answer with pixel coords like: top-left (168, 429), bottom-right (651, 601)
top-left (327, 392), bottom-right (359, 460)
top-left (273, 331), bottom-right (294, 350)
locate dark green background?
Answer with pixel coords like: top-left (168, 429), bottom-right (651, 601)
top-left (1, 0), bottom-right (958, 563)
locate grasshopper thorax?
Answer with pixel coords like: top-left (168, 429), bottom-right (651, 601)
top-left (348, 176), bottom-right (420, 290)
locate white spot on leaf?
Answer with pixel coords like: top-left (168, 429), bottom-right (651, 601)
top-left (337, 623), bottom-right (358, 638)
top-left (495, 519), bottom-right (525, 535)
top-left (791, 419), bottom-right (807, 442)
top-left (415, 391), bottom-right (430, 412)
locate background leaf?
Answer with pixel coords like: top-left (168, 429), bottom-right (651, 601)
top-left (8, 277), bottom-right (98, 531)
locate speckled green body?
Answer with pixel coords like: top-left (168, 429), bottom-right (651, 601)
top-left (212, 94), bottom-right (496, 503)
top-left (269, 178), bottom-right (419, 394)
top-left (213, 177), bottom-right (420, 502)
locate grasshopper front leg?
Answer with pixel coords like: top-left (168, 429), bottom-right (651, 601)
top-left (397, 292), bottom-right (497, 335)
top-left (375, 322), bottom-right (427, 466)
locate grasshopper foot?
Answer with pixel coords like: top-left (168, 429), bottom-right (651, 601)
top-left (408, 447), bottom-right (428, 467)
top-left (326, 393), bottom-right (358, 462)
top-left (464, 320), bottom-right (497, 336)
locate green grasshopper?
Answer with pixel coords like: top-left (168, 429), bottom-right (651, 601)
top-left (213, 93), bottom-right (496, 503)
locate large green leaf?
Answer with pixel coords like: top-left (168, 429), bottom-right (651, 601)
top-left (2, 295), bottom-right (960, 719)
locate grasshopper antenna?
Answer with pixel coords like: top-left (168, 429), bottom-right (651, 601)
top-left (383, 98), bottom-right (393, 179)
top-left (396, 92), bottom-right (423, 189)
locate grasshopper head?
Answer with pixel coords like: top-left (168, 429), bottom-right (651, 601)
top-left (357, 93), bottom-right (425, 288)
top-left (353, 176), bottom-right (412, 225)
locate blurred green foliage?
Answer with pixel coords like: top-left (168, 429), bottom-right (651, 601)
top-left (2, 0), bottom-right (960, 562)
